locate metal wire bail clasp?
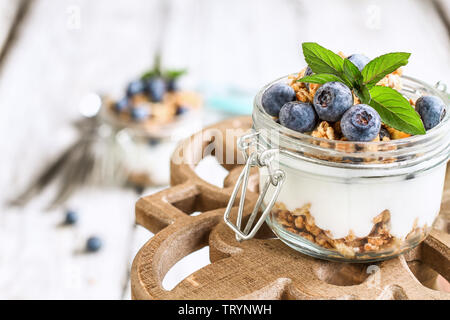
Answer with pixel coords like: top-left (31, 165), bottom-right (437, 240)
top-left (224, 131), bottom-right (285, 241)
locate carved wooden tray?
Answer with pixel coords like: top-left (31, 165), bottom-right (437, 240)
top-left (131, 116), bottom-right (450, 300)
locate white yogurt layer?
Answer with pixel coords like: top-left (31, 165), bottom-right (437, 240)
top-left (262, 158), bottom-right (446, 239)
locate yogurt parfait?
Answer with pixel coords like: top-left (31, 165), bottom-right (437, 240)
top-left (226, 42), bottom-right (449, 262)
top-left (101, 62), bottom-right (202, 187)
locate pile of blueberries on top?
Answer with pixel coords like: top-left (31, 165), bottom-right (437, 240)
top-left (262, 54), bottom-right (447, 142)
top-left (114, 74), bottom-right (188, 122)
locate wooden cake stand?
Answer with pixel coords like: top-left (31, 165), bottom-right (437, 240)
top-left (131, 117), bottom-right (450, 300)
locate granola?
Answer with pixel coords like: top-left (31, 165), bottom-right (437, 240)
top-left (271, 202), bottom-right (427, 258)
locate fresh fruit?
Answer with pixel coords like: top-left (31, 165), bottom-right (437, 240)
top-left (415, 95), bottom-right (446, 130)
top-left (340, 104), bottom-right (381, 141)
top-left (131, 106), bottom-right (150, 121)
top-left (167, 78), bottom-right (178, 92)
top-left (347, 54), bottom-right (371, 71)
top-left (262, 83), bottom-right (296, 117)
top-left (175, 105), bottom-right (189, 116)
top-left (379, 127), bottom-right (391, 140)
top-left (279, 101), bottom-right (318, 133)
top-left (115, 97), bottom-right (129, 113)
top-left (313, 82), bottom-right (353, 122)
top-left (64, 210), bottom-right (78, 225)
top-left (146, 77), bottom-right (167, 102)
top-left (86, 236), bottom-right (102, 252)
top-left (304, 66), bottom-right (313, 89)
top-left (148, 138), bottom-right (160, 146)
top-left (305, 66), bottom-right (313, 77)
top-left (126, 80), bottom-right (146, 97)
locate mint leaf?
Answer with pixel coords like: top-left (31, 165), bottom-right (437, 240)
top-left (369, 86), bottom-right (425, 135)
top-left (343, 59), bottom-right (369, 103)
top-left (355, 85), bottom-right (371, 104)
top-left (299, 73), bottom-right (347, 85)
top-left (302, 42), bottom-right (345, 77)
top-left (343, 59), bottom-right (363, 89)
top-left (141, 70), bottom-right (159, 80)
top-left (164, 69), bottom-right (187, 79)
top-left (362, 52), bottom-right (410, 88)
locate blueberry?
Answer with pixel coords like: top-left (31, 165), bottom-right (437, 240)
top-left (304, 66), bottom-right (314, 89)
top-left (64, 210), bottom-right (78, 225)
top-left (340, 104), bottom-right (381, 142)
top-left (347, 54), bottom-right (371, 71)
top-left (175, 105), bottom-right (189, 116)
top-left (415, 95), bottom-right (446, 130)
top-left (166, 78), bottom-right (178, 92)
top-left (305, 66), bottom-right (314, 77)
top-left (130, 106), bottom-right (150, 122)
top-left (115, 97), bottom-right (129, 113)
top-left (313, 82), bottom-right (353, 122)
top-left (126, 80), bottom-right (146, 97)
top-left (261, 83), bottom-right (296, 117)
top-left (134, 185), bottom-right (145, 195)
top-left (379, 127), bottom-right (391, 140)
top-left (86, 236), bottom-right (102, 252)
top-left (342, 156), bottom-right (364, 163)
top-left (148, 138), bottom-right (160, 146)
top-left (146, 77), bottom-right (166, 102)
top-left (279, 101), bottom-right (318, 133)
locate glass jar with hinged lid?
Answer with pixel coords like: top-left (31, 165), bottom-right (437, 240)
top-left (225, 75), bottom-right (449, 262)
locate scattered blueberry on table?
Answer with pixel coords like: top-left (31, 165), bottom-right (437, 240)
top-left (148, 137), bottom-right (160, 146)
top-left (86, 236), bottom-right (102, 253)
top-left (64, 210), bottom-right (78, 225)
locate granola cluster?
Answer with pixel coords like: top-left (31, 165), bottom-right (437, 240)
top-left (289, 69), bottom-right (320, 103)
top-left (272, 202), bottom-right (426, 258)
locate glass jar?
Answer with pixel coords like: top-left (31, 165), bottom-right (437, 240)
top-left (225, 75), bottom-right (449, 262)
top-left (98, 98), bottom-right (202, 187)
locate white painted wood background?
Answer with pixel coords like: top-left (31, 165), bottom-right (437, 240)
top-left (0, 0), bottom-right (448, 299)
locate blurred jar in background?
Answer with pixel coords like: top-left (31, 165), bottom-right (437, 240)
top-left (98, 71), bottom-right (203, 189)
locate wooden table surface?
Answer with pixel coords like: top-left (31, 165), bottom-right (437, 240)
top-left (0, 0), bottom-right (448, 299)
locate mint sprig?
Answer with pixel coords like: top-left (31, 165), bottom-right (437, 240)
top-left (299, 73), bottom-right (346, 85)
top-left (343, 59), bottom-right (368, 103)
top-left (301, 42), bottom-right (345, 77)
top-left (141, 54), bottom-right (188, 80)
top-left (362, 52), bottom-right (410, 88)
top-left (297, 42), bottom-right (424, 135)
top-left (164, 69), bottom-right (188, 79)
top-left (369, 86), bottom-right (425, 135)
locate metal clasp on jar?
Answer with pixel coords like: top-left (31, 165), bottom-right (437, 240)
top-left (224, 131), bottom-right (285, 241)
